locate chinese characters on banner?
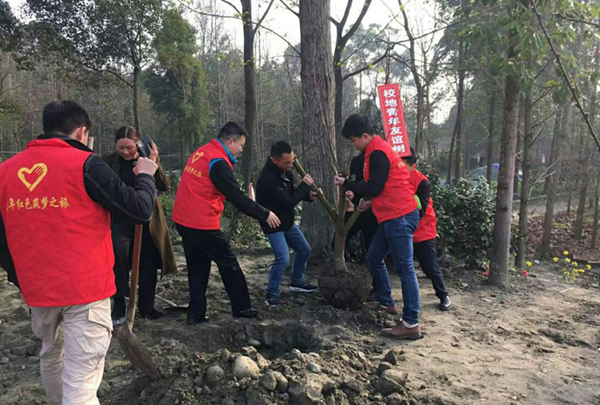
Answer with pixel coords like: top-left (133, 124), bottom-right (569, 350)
top-left (377, 83), bottom-right (411, 157)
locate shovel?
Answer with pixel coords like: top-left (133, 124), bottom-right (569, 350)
top-left (114, 224), bottom-right (161, 380)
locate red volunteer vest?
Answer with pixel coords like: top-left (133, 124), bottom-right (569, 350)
top-left (364, 136), bottom-right (417, 223)
top-left (0, 138), bottom-right (115, 307)
top-left (410, 169), bottom-right (437, 243)
top-left (173, 139), bottom-right (234, 230)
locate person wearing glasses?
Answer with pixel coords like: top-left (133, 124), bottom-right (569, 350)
top-left (173, 122), bottom-right (280, 324)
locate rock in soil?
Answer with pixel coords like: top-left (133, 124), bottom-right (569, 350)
top-left (232, 356), bottom-right (260, 380)
top-left (378, 370), bottom-right (408, 395)
top-left (206, 364), bottom-right (225, 386)
top-left (259, 371), bottom-right (278, 391)
top-left (273, 371), bottom-right (289, 393)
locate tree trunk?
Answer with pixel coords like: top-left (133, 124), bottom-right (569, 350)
top-left (574, 42), bottom-right (599, 240)
top-left (299, 0), bottom-right (337, 257)
top-left (540, 102), bottom-right (573, 256)
top-left (544, 107), bottom-right (561, 195)
top-left (334, 51), bottom-right (344, 166)
top-left (486, 86), bottom-right (496, 183)
top-left (240, 0), bottom-right (256, 193)
top-left (133, 65), bottom-right (142, 136)
top-left (453, 37), bottom-right (465, 182)
top-left (488, 33), bottom-right (521, 286)
top-left (592, 173), bottom-right (600, 249)
top-left (516, 87), bottom-right (532, 269)
top-left (514, 103), bottom-right (522, 195)
top-left (398, 0), bottom-right (423, 153)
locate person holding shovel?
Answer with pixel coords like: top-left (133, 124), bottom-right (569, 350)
top-left (173, 122), bottom-right (280, 324)
top-left (335, 114), bottom-right (422, 340)
top-left (103, 127), bottom-right (178, 325)
top-left (255, 141), bottom-right (318, 306)
top-left (0, 100), bottom-right (157, 404)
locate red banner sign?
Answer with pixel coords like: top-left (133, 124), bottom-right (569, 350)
top-left (377, 83), bottom-right (411, 157)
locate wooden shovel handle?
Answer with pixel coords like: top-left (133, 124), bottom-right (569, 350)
top-left (126, 224), bottom-right (143, 331)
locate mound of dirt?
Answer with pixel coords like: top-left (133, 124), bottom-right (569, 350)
top-left (318, 262), bottom-right (372, 310)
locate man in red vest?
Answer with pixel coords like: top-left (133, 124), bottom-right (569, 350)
top-left (173, 122), bottom-right (280, 325)
top-left (335, 114), bottom-right (422, 340)
top-left (0, 101), bottom-right (158, 404)
top-left (402, 148), bottom-right (452, 311)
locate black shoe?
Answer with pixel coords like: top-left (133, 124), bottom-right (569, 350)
top-left (438, 296), bottom-right (452, 311)
top-left (290, 282), bottom-right (317, 293)
top-left (186, 316), bottom-right (209, 325)
top-left (139, 308), bottom-right (166, 320)
top-left (233, 307), bottom-right (260, 318)
top-left (265, 295), bottom-right (284, 306)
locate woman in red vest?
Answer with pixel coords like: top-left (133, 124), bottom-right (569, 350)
top-left (335, 114), bottom-right (422, 340)
top-left (402, 148), bottom-right (452, 311)
top-left (0, 101), bottom-right (158, 403)
top-left (103, 127), bottom-right (178, 325)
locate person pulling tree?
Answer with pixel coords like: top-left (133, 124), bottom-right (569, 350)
top-left (255, 141), bottom-right (318, 306)
top-left (172, 122), bottom-right (280, 325)
top-left (402, 147), bottom-right (452, 311)
top-left (335, 114), bottom-right (422, 340)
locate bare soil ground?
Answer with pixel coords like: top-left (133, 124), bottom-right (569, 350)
top-left (1, 237), bottom-right (599, 404)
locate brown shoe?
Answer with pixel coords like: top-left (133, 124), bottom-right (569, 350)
top-left (381, 323), bottom-right (422, 340)
top-left (378, 304), bottom-right (400, 315)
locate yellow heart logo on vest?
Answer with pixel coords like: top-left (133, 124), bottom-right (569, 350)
top-left (192, 152), bottom-right (204, 163)
top-left (18, 163), bottom-right (48, 192)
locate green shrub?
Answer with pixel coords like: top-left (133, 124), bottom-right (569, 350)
top-left (420, 162), bottom-right (495, 268)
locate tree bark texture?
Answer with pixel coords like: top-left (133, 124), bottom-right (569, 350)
top-left (299, 0), bottom-right (337, 257)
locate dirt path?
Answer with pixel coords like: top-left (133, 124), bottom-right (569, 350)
top-left (0, 248), bottom-right (599, 404)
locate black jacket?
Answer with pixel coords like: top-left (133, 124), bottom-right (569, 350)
top-left (255, 159), bottom-right (311, 234)
top-left (209, 160), bottom-right (270, 222)
top-left (0, 133), bottom-right (157, 288)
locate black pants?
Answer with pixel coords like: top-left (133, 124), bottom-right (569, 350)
top-left (176, 224), bottom-right (252, 320)
top-left (344, 210), bottom-right (379, 262)
top-left (112, 223), bottom-right (160, 314)
top-left (413, 239), bottom-right (448, 300)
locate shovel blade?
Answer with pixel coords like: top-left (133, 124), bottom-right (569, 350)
top-left (115, 327), bottom-right (161, 380)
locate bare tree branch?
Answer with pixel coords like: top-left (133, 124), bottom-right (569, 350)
top-left (342, 49), bottom-right (390, 81)
top-left (279, 0), bottom-right (299, 18)
top-left (533, 2), bottom-right (600, 152)
top-left (254, 0), bottom-right (276, 35)
top-left (221, 0), bottom-right (241, 16)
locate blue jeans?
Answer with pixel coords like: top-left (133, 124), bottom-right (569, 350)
top-left (366, 210), bottom-right (420, 325)
top-left (266, 225), bottom-right (311, 298)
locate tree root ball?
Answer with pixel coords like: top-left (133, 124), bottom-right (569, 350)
top-left (318, 263), bottom-right (372, 310)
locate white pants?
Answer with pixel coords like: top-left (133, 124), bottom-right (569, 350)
top-left (30, 298), bottom-right (112, 405)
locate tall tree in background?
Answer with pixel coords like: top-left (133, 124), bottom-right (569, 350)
top-left (27, 0), bottom-right (164, 135)
top-left (487, 0), bottom-right (533, 287)
top-left (299, 0), bottom-right (337, 256)
top-left (574, 34), bottom-right (599, 240)
top-left (331, 0), bottom-right (372, 163)
top-left (145, 9), bottom-right (209, 167)
top-left (221, 0), bottom-right (275, 192)
top-left (540, 26), bottom-right (581, 257)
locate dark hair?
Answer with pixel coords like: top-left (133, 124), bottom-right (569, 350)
top-left (402, 147), bottom-right (418, 165)
top-left (218, 122), bottom-right (249, 141)
top-left (42, 101), bottom-right (92, 135)
top-left (115, 126), bottom-right (139, 143)
top-left (341, 114), bottom-right (374, 139)
top-left (270, 140), bottom-right (293, 158)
